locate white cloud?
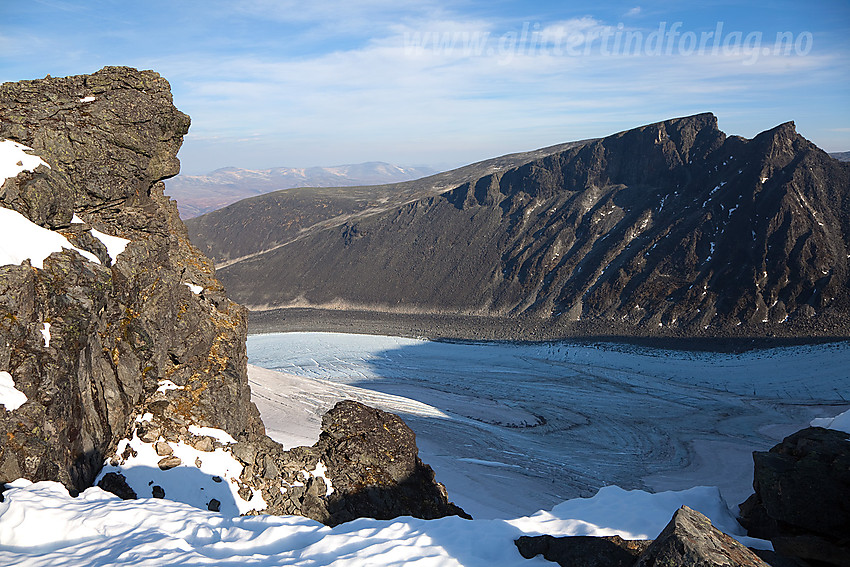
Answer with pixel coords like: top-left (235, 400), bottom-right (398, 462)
top-left (3, 2), bottom-right (847, 171)
top-left (153, 11), bottom-right (844, 170)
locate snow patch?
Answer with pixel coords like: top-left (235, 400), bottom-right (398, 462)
top-left (508, 485), bottom-right (768, 548)
top-left (72, 215), bottom-right (130, 263)
top-left (98, 426), bottom-right (266, 516)
top-left (79, 96), bottom-right (96, 103)
top-left (304, 461), bottom-right (334, 496)
top-left (810, 409), bottom-right (850, 434)
top-left (188, 425), bottom-right (237, 444)
top-left (90, 227), bottom-right (130, 263)
top-left (40, 322), bottom-right (51, 348)
top-left (0, 371), bottom-right (27, 411)
top-left (156, 379), bottom-right (183, 394)
top-left (185, 283), bottom-right (204, 295)
top-left (0, 208), bottom-right (100, 268)
top-left (0, 139), bottom-right (49, 182)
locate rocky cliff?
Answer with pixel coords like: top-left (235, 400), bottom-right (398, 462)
top-left (0, 67), bottom-right (464, 523)
top-left (190, 114), bottom-right (850, 339)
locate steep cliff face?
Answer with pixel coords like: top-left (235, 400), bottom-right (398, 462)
top-left (0, 67), bottom-right (464, 523)
top-left (193, 113), bottom-right (850, 338)
top-left (0, 66), bottom-right (247, 492)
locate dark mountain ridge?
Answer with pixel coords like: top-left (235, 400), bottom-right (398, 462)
top-left (188, 113), bottom-right (850, 338)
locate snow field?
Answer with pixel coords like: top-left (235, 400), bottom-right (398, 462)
top-left (0, 479), bottom-right (767, 566)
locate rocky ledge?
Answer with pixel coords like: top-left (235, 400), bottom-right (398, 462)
top-left (0, 67), bottom-right (465, 524)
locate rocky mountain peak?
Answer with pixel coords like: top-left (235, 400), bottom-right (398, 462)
top-left (0, 67), bottom-right (465, 524)
top-left (1, 66), bottom-right (189, 230)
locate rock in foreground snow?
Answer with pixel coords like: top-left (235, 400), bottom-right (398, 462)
top-left (739, 426), bottom-right (850, 566)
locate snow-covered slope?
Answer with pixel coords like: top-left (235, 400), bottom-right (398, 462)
top-left (0, 479), bottom-right (764, 566)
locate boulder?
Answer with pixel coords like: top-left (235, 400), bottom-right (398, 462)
top-left (634, 506), bottom-right (768, 567)
top-left (316, 400), bottom-right (470, 525)
top-left (738, 427), bottom-right (850, 566)
top-left (96, 472), bottom-right (136, 500)
top-left (232, 400), bottom-right (470, 525)
top-left (514, 534), bottom-right (649, 567)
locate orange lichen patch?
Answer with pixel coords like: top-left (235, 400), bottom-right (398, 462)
top-left (170, 372), bottom-right (211, 420)
top-left (101, 306), bottom-right (140, 344)
top-left (204, 334), bottom-right (231, 374)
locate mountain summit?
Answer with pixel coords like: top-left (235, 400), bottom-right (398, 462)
top-left (188, 114), bottom-right (850, 339)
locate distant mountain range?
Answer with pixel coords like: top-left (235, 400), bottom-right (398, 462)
top-left (830, 151), bottom-right (850, 162)
top-left (166, 162), bottom-right (436, 217)
top-left (187, 113), bottom-right (850, 339)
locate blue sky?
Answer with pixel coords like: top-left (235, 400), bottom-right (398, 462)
top-left (1, 1), bottom-right (848, 174)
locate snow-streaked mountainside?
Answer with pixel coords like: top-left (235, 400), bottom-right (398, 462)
top-left (2, 332), bottom-right (849, 565)
top-left (166, 162), bottom-right (436, 218)
top-left (190, 114), bottom-right (850, 339)
top-left (246, 333), bottom-right (850, 518)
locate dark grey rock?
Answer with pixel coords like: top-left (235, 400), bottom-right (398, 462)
top-left (739, 427), bottom-right (850, 566)
top-left (514, 534), bottom-right (649, 566)
top-left (151, 485), bottom-right (165, 499)
top-left (315, 400), bottom-right (470, 526)
top-left (97, 472), bottom-right (137, 500)
top-left (207, 498), bottom-right (221, 512)
top-left (0, 66), bottom-right (268, 496)
top-left (635, 506), bottom-right (768, 567)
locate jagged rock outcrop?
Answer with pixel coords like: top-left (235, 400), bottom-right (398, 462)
top-left (316, 400), bottom-right (469, 525)
top-left (222, 400), bottom-right (468, 524)
top-left (189, 113), bottom-right (850, 339)
top-left (0, 67), bottom-right (465, 525)
top-left (634, 506), bottom-right (768, 567)
top-left (739, 427), bottom-right (850, 566)
top-left (515, 507), bottom-right (767, 567)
